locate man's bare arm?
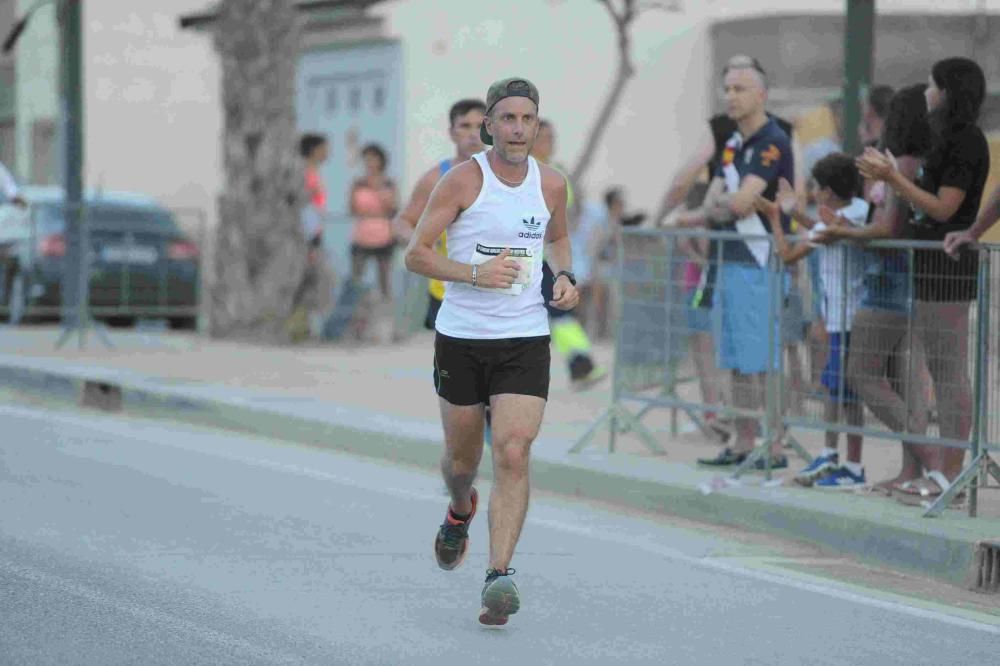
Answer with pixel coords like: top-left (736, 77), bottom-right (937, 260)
top-left (715, 174), bottom-right (769, 219)
top-left (393, 166), bottom-right (439, 241)
top-left (404, 163), bottom-right (520, 290)
top-left (404, 168), bottom-right (475, 284)
top-left (542, 168), bottom-right (572, 275)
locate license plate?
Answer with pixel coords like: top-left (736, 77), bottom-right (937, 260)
top-left (100, 245), bottom-right (158, 265)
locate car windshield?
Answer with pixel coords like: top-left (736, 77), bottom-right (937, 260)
top-left (35, 203), bottom-right (180, 235)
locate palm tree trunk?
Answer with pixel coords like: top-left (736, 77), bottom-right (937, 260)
top-left (209, 0), bottom-right (305, 342)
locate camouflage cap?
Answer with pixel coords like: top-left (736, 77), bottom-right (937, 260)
top-left (480, 77), bottom-right (540, 145)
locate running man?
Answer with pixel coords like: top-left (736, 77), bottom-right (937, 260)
top-left (404, 77), bottom-right (578, 626)
top-left (395, 99), bottom-right (486, 329)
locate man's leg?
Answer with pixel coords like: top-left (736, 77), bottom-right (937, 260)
top-left (432, 331), bottom-right (489, 571)
top-left (477, 391), bottom-right (545, 626)
top-left (485, 393), bottom-right (546, 571)
top-left (433, 398), bottom-right (486, 571)
top-left (439, 398), bottom-right (486, 516)
top-left (731, 370), bottom-right (763, 454)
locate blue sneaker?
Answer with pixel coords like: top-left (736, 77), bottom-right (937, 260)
top-left (794, 452), bottom-right (839, 487)
top-left (815, 465), bottom-right (866, 490)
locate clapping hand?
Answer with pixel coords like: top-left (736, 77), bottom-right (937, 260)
top-left (856, 147), bottom-right (898, 182)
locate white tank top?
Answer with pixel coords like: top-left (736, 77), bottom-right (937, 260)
top-left (434, 151), bottom-right (551, 339)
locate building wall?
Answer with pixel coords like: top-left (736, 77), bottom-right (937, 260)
top-left (84, 0), bottom-right (222, 232)
top-left (14, 0), bottom-right (58, 184)
top-left (61, 0), bottom-right (1000, 235)
top-left (373, 0), bottom-right (710, 210)
top-left (372, 0), bottom-right (1000, 213)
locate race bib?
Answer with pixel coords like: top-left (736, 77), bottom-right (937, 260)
top-left (471, 242), bottom-right (533, 296)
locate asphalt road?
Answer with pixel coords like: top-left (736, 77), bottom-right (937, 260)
top-left (0, 403), bottom-right (996, 665)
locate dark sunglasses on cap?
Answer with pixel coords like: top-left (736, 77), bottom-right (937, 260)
top-left (722, 56), bottom-right (767, 78)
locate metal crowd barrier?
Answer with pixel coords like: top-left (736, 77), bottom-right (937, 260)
top-left (572, 226), bottom-right (1000, 519)
top-left (0, 201), bottom-right (205, 339)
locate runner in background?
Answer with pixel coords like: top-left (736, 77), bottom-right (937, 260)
top-left (531, 119), bottom-right (607, 391)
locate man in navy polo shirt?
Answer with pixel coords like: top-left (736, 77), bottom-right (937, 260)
top-left (696, 61), bottom-right (794, 468)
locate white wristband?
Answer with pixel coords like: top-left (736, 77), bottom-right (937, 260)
top-left (471, 264), bottom-right (478, 287)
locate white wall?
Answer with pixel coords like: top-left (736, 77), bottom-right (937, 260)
top-left (84, 0), bottom-right (221, 233)
top-left (75, 0), bottom-right (1000, 225)
top-left (374, 0), bottom-right (1000, 212)
top-left (374, 0), bottom-right (709, 211)
top-left (14, 0), bottom-right (57, 184)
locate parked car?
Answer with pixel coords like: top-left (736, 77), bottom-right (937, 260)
top-left (0, 187), bottom-right (200, 329)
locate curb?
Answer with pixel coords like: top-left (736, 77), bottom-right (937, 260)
top-left (0, 358), bottom-right (995, 590)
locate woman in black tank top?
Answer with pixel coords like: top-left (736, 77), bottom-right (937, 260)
top-left (857, 57), bottom-right (988, 501)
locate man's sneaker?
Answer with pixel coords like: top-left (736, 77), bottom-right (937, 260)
top-left (794, 452), bottom-right (839, 487)
top-left (697, 447), bottom-right (748, 466)
top-left (434, 488), bottom-right (478, 570)
top-left (479, 568), bottom-right (520, 626)
top-left (752, 454), bottom-right (788, 470)
top-left (571, 365), bottom-right (608, 392)
top-left (815, 465), bottom-right (866, 490)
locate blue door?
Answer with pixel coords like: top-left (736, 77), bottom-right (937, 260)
top-left (296, 41), bottom-right (404, 281)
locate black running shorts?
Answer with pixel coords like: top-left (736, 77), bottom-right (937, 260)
top-left (433, 333), bottom-right (551, 406)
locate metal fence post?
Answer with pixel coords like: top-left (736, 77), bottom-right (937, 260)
top-left (923, 246), bottom-right (997, 517)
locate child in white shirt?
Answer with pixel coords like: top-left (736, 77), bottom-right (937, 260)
top-left (757, 153), bottom-right (869, 489)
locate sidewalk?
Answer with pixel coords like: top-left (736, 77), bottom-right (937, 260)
top-left (1, 324), bottom-right (998, 590)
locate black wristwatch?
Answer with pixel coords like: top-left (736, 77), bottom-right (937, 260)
top-left (555, 270), bottom-right (577, 286)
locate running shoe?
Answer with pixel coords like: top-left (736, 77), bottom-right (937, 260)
top-left (752, 454), bottom-right (789, 471)
top-left (434, 488), bottom-right (478, 570)
top-left (815, 466), bottom-right (866, 490)
top-left (697, 447), bottom-right (748, 466)
top-left (794, 452), bottom-right (839, 487)
top-left (479, 568), bottom-right (520, 626)
top-left (571, 365), bottom-right (608, 392)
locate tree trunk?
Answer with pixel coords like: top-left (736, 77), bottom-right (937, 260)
top-left (568, 0), bottom-right (637, 191)
top-left (209, 0), bottom-right (305, 342)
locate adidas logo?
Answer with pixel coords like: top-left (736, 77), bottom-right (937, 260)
top-left (522, 216), bottom-right (541, 231)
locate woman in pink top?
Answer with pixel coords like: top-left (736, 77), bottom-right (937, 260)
top-left (350, 143), bottom-right (398, 300)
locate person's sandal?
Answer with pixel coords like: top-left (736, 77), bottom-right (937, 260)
top-left (895, 472), bottom-right (966, 508)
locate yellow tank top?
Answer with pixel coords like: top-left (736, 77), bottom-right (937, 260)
top-left (429, 232), bottom-right (447, 300)
top-left (428, 158), bottom-right (456, 300)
